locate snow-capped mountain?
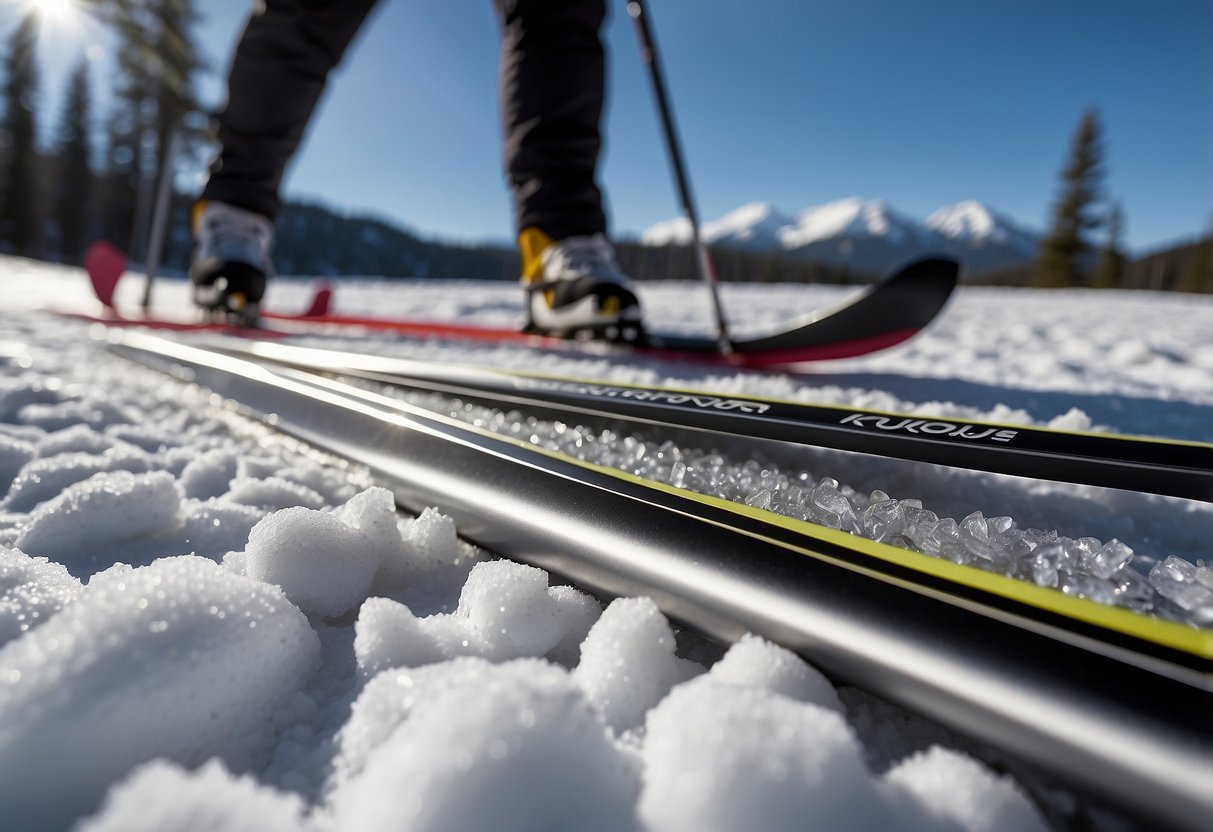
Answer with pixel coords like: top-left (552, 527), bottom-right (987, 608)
top-left (640, 202), bottom-right (796, 250)
top-left (926, 200), bottom-right (1041, 257)
top-left (641, 198), bottom-right (1042, 276)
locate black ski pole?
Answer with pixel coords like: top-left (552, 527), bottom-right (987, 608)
top-left (627, 0), bottom-right (731, 354)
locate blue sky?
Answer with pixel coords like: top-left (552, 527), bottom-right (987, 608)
top-left (13, 0), bottom-right (1213, 251)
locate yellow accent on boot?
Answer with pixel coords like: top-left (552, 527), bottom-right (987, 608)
top-left (519, 226), bottom-right (554, 284)
top-left (191, 200), bottom-right (210, 234)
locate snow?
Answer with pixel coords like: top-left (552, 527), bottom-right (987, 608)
top-left (780, 196), bottom-right (912, 247)
top-left (1, 254), bottom-right (1211, 829)
top-left (0, 555), bottom-right (319, 830)
top-left (927, 200), bottom-right (1004, 242)
top-left (641, 196), bottom-right (1025, 252)
top-left (926, 201), bottom-right (1040, 254)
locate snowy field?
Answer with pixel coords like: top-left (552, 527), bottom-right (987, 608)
top-left (2, 254), bottom-right (1212, 831)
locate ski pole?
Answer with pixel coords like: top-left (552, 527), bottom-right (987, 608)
top-left (142, 127), bottom-right (182, 310)
top-left (627, 0), bottom-right (731, 354)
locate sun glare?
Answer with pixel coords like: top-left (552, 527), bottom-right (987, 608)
top-left (6, 0), bottom-right (86, 30)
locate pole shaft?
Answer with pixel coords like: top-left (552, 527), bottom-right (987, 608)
top-left (627, 0), bottom-right (731, 352)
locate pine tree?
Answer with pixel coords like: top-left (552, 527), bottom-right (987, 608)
top-left (0, 14), bottom-right (41, 256)
top-left (97, 0), bottom-right (205, 259)
top-left (1090, 203), bottom-right (1126, 289)
top-left (54, 61), bottom-right (94, 264)
top-left (1034, 110), bottom-right (1106, 288)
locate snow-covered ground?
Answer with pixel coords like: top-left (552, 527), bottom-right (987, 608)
top-left (2, 254), bottom-right (1211, 831)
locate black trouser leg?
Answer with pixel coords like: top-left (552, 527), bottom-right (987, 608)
top-left (201, 0), bottom-right (381, 221)
top-left (496, 0), bottom-right (609, 240)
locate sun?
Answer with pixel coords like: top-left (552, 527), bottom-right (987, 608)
top-left (3, 0), bottom-right (86, 29)
top-left (2, 0), bottom-right (94, 43)
top-left (36, 0), bottom-right (83, 23)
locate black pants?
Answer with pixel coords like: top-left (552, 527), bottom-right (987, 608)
top-left (202, 0), bottom-right (608, 241)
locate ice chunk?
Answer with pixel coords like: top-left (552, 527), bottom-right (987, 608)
top-left (573, 596), bottom-right (702, 733)
top-left (1059, 573), bottom-right (1117, 605)
top-left (706, 633), bottom-right (842, 713)
top-left (0, 545), bottom-right (84, 647)
top-left (244, 506), bottom-right (380, 618)
top-left (862, 499), bottom-right (905, 544)
top-left (746, 488), bottom-right (772, 510)
top-left (1150, 556), bottom-right (1213, 614)
top-left (330, 659), bottom-right (636, 831)
top-left (14, 470), bottom-right (181, 566)
top-left (960, 511), bottom-right (1005, 565)
top-left (1031, 543), bottom-right (1064, 588)
top-left (0, 556), bottom-right (319, 829)
top-left (639, 680), bottom-right (888, 832)
top-left (810, 479), bottom-right (858, 531)
top-left (883, 745), bottom-right (1048, 832)
top-left (76, 759), bottom-right (321, 832)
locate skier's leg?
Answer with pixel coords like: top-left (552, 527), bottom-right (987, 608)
top-left (497, 0), bottom-right (607, 241)
top-left (496, 0), bottom-right (643, 341)
top-left (201, 0), bottom-right (382, 221)
top-left (193, 0), bottom-right (380, 320)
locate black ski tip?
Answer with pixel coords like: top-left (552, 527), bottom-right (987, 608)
top-left (884, 255), bottom-right (960, 293)
top-left (872, 255), bottom-right (959, 329)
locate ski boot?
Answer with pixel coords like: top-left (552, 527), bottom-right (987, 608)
top-left (520, 228), bottom-right (645, 344)
top-left (189, 200), bottom-right (274, 326)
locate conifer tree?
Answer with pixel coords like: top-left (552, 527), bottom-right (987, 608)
top-left (1091, 203), bottom-right (1126, 289)
top-left (54, 61), bottom-right (94, 264)
top-left (0, 14), bottom-right (40, 256)
top-left (1035, 110), bottom-right (1106, 288)
top-left (97, 0), bottom-right (204, 257)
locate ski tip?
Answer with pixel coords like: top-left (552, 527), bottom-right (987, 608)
top-left (886, 255), bottom-right (960, 292)
top-left (84, 241), bottom-right (127, 310)
top-left (301, 281), bottom-right (333, 318)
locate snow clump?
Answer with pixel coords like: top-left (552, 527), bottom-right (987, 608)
top-left (638, 678), bottom-right (891, 832)
top-left (352, 560), bottom-right (601, 678)
top-left (243, 506), bottom-right (381, 618)
top-left (883, 745), bottom-right (1050, 832)
top-left (0, 544), bottom-right (83, 646)
top-left (329, 658), bottom-right (638, 832)
top-left (14, 469), bottom-right (181, 565)
top-left (77, 759), bottom-right (322, 832)
top-left (0, 555), bottom-right (319, 829)
top-left (573, 595), bottom-right (703, 733)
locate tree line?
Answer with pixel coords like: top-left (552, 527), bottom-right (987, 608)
top-left (1, 1), bottom-right (202, 266)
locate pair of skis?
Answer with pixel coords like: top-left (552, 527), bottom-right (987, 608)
top-left (107, 329), bottom-right (1213, 832)
top-left (78, 240), bottom-right (959, 368)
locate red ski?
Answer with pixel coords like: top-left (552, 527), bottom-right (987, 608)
top-left (77, 241), bottom-right (958, 368)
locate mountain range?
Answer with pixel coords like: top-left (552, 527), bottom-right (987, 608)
top-left (640, 198), bottom-right (1043, 275)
